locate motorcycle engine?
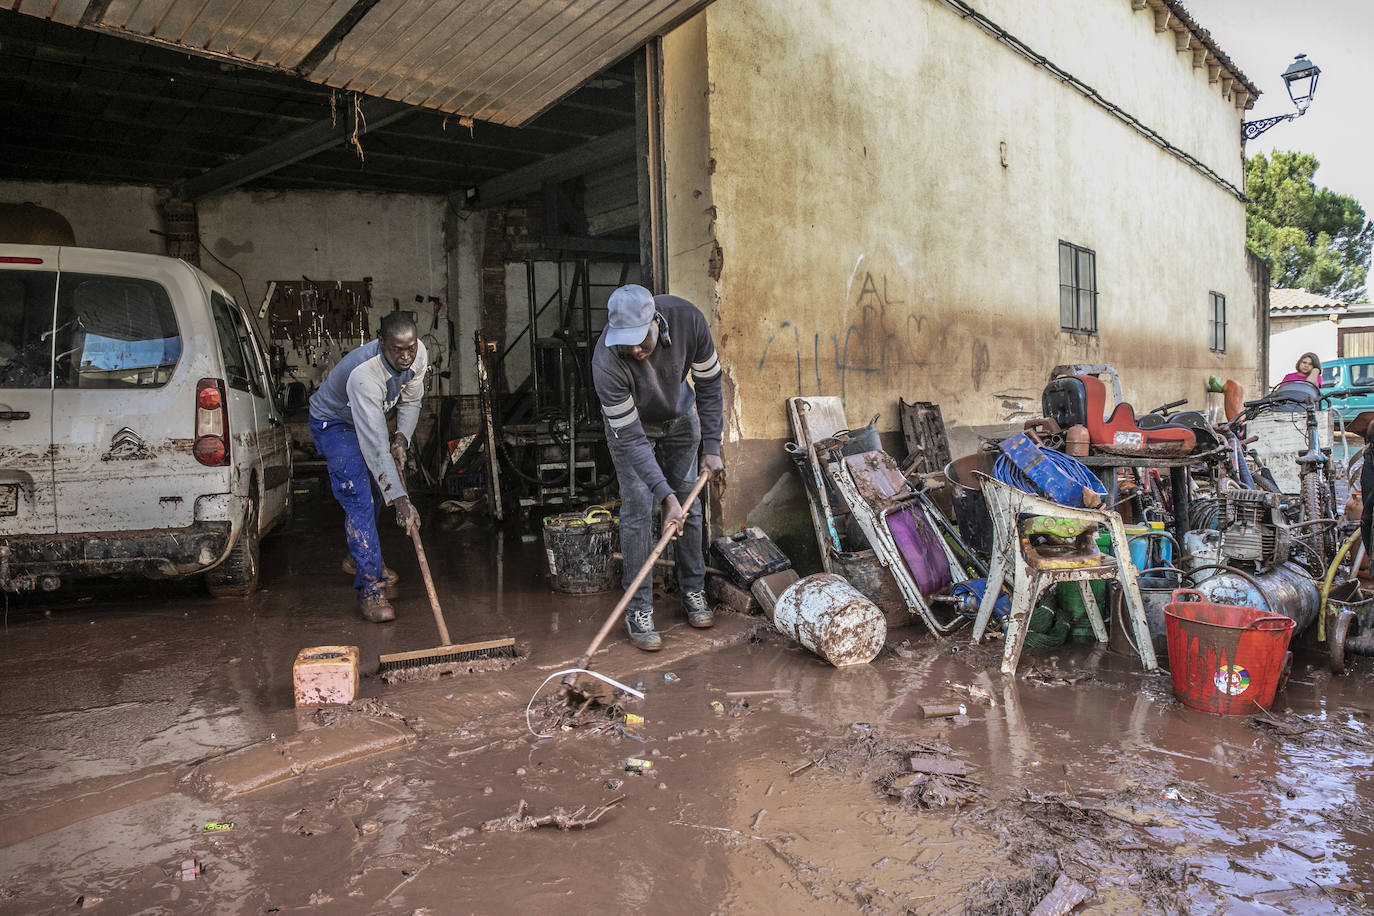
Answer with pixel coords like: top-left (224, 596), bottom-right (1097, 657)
top-left (1218, 488), bottom-right (1291, 567)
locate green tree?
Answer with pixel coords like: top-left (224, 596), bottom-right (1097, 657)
top-left (1245, 151), bottom-right (1372, 302)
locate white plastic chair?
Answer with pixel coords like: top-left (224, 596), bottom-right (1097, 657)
top-left (971, 472), bottom-right (1158, 676)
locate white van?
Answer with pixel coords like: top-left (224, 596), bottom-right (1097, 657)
top-left (0, 245), bottom-right (290, 596)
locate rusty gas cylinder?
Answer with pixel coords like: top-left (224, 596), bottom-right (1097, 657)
top-left (770, 573), bottom-right (886, 666)
top-left (1065, 425), bottom-right (1090, 457)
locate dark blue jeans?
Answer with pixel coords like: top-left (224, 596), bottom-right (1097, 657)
top-left (607, 412), bottom-right (705, 619)
top-left (310, 416), bottom-right (387, 600)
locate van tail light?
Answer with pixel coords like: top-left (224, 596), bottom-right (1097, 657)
top-left (194, 378), bottom-right (230, 466)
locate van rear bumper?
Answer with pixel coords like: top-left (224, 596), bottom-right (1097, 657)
top-left (0, 521), bottom-right (232, 590)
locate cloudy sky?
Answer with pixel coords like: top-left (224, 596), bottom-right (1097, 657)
top-left (1186, 0), bottom-right (1373, 216)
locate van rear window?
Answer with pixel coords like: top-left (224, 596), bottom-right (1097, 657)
top-left (0, 270), bottom-right (58, 389)
top-left (1352, 364), bottom-right (1374, 387)
top-left (54, 274), bottom-right (181, 388)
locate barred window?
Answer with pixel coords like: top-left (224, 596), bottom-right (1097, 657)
top-left (1059, 241), bottom-right (1097, 334)
top-left (1209, 291), bottom-right (1226, 352)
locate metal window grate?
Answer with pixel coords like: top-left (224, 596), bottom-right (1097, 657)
top-left (1209, 291), bottom-right (1226, 352)
top-left (1058, 241), bottom-right (1097, 333)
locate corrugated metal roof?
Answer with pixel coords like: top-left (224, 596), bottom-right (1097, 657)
top-left (2, 0), bottom-right (709, 125)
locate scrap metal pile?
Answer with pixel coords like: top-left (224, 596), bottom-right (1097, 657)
top-left (777, 362), bottom-right (1374, 695)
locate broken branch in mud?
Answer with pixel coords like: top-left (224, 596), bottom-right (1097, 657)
top-left (1023, 791), bottom-right (1164, 828)
top-left (481, 796), bottom-right (625, 833)
top-left (670, 819), bottom-right (767, 841)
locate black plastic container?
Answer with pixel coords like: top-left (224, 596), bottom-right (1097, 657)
top-left (710, 527), bottom-right (792, 588)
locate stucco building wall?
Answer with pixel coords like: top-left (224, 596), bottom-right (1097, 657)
top-left (0, 181), bottom-right (472, 393)
top-left (663, 0), bottom-right (1262, 538)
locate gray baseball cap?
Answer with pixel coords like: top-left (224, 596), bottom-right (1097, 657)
top-left (604, 284), bottom-right (656, 347)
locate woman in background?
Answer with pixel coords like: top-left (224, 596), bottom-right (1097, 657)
top-left (1280, 352), bottom-right (1322, 386)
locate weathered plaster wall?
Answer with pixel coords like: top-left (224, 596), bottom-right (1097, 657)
top-left (0, 181), bottom-right (477, 394)
top-left (0, 181), bottom-right (164, 254)
top-left (197, 190), bottom-right (453, 391)
top-left (663, 0), bottom-right (1261, 537)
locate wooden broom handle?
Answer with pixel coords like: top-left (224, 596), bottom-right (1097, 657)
top-left (571, 470), bottom-right (713, 672)
top-left (411, 527), bottom-right (452, 645)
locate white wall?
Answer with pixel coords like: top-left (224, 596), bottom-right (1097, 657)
top-left (0, 180), bottom-right (480, 395)
top-left (1269, 315), bottom-right (1337, 381)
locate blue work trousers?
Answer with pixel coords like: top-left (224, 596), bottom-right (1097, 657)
top-left (310, 416), bottom-right (387, 600)
top-left (607, 411), bottom-right (705, 619)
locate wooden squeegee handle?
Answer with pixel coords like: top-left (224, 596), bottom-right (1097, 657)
top-left (569, 470), bottom-right (712, 673)
top-left (411, 527), bottom-right (452, 645)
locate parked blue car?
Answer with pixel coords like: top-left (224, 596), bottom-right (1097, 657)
top-left (1318, 356), bottom-right (1374, 421)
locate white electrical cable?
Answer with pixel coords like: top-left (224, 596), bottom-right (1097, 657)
top-left (525, 668), bottom-right (646, 739)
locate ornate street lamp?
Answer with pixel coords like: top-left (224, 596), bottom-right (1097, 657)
top-left (1243, 54), bottom-right (1321, 142)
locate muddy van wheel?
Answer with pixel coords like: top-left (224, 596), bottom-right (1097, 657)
top-left (207, 493), bottom-right (261, 597)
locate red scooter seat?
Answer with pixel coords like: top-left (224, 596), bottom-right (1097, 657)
top-left (1077, 374), bottom-right (1196, 457)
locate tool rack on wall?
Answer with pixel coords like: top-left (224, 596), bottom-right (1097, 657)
top-left (260, 278), bottom-right (372, 366)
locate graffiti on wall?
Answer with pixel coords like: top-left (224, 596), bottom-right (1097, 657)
top-left (755, 270), bottom-right (931, 404)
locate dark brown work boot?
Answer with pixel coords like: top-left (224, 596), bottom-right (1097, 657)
top-left (359, 593), bottom-right (396, 623)
top-left (342, 556), bottom-right (400, 585)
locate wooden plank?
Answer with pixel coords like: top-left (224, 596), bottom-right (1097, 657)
top-left (909, 756), bottom-right (968, 777)
top-left (791, 396), bottom-right (849, 441)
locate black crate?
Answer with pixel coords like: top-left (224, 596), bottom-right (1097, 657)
top-left (710, 527), bottom-right (792, 589)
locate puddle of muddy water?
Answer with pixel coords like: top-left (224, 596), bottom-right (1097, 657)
top-left (2, 495), bottom-right (1374, 913)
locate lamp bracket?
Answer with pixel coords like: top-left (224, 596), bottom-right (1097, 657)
top-left (1242, 113), bottom-right (1297, 142)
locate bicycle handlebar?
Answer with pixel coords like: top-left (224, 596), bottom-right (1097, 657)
top-left (1147, 397), bottom-right (1188, 414)
top-left (1243, 386), bottom-right (1374, 409)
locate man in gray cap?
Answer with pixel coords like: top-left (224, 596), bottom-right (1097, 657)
top-left (591, 284), bottom-right (724, 650)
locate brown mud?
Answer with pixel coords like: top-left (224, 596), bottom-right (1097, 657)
top-left (1, 491), bottom-right (1373, 914)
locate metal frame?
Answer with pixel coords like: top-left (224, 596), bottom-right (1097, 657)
top-left (823, 456), bottom-right (970, 637)
top-left (1058, 240), bottom-right (1098, 334)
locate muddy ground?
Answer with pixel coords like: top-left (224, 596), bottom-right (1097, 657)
top-left (2, 486), bottom-right (1373, 914)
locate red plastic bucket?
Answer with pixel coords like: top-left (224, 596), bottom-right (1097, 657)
top-left (1163, 589), bottom-right (1295, 715)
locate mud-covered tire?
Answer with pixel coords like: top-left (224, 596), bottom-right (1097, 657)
top-left (206, 492), bottom-right (261, 597)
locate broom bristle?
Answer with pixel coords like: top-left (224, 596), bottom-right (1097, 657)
top-left (378, 638), bottom-right (518, 672)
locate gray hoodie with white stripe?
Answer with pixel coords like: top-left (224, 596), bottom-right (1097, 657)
top-left (591, 294), bottom-right (723, 502)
